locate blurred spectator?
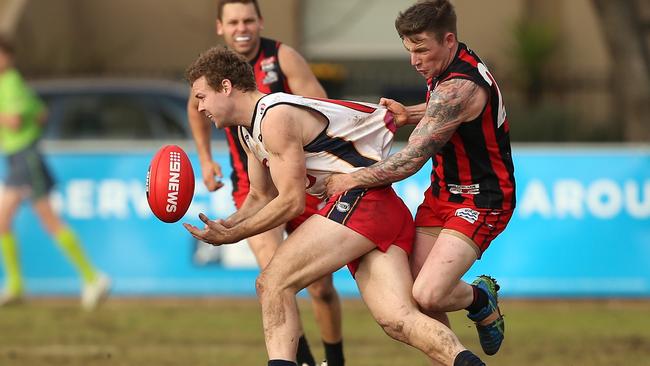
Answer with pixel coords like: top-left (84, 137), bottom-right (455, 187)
top-left (0, 35), bottom-right (109, 310)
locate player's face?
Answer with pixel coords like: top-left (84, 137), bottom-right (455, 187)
top-left (403, 31), bottom-right (456, 79)
top-left (192, 76), bottom-right (234, 129)
top-left (217, 3), bottom-right (263, 61)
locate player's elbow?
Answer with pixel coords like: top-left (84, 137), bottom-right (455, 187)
top-left (287, 200), bottom-right (305, 220)
top-left (282, 193), bottom-right (305, 220)
top-left (248, 189), bottom-right (273, 207)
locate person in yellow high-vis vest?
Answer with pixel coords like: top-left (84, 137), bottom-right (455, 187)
top-left (0, 36), bottom-right (110, 310)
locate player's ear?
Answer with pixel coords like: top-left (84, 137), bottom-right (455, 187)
top-left (443, 32), bottom-right (456, 48)
top-left (222, 79), bottom-right (233, 95)
top-left (216, 19), bottom-right (224, 36)
top-left (258, 16), bottom-right (264, 31)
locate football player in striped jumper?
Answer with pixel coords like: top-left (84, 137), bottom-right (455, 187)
top-left (326, 0), bottom-right (515, 360)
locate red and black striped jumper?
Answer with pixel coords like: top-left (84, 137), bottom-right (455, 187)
top-left (416, 42), bottom-right (516, 253)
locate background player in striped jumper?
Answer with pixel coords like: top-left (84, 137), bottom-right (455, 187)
top-left (186, 1), bottom-right (343, 365)
top-left (326, 0), bottom-right (516, 360)
top-left (0, 35), bottom-right (110, 311)
top-left (184, 46), bottom-right (488, 366)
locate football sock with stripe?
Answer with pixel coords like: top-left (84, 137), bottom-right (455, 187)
top-left (0, 233), bottom-right (23, 295)
top-left (454, 350), bottom-right (485, 366)
top-left (296, 335), bottom-right (316, 366)
top-left (54, 227), bottom-right (97, 284)
top-left (323, 340), bottom-right (344, 366)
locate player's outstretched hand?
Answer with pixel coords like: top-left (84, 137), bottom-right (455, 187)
top-left (324, 173), bottom-right (355, 197)
top-left (183, 213), bottom-right (236, 246)
top-left (379, 98), bottom-right (409, 127)
top-left (201, 160), bottom-right (224, 192)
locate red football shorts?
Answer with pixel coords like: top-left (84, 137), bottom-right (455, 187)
top-left (415, 193), bottom-right (513, 256)
top-left (320, 186), bottom-right (415, 276)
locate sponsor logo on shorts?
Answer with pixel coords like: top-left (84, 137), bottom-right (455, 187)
top-left (336, 202), bottom-right (351, 212)
top-left (455, 208), bottom-right (479, 224)
top-left (448, 183), bottom-right (480, 195)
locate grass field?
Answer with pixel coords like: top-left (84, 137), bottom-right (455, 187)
top-left (1, 298), bottom-right (649, 365)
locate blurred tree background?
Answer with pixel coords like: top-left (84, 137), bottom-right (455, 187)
top-left (592, 0), bottom-right (650, 142)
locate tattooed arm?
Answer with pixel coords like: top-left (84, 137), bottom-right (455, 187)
top-left (325, 78), bottom-right (488, 195)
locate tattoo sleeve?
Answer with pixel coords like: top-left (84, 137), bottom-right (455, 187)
top-left (350, 79), bottom-right (483, 187)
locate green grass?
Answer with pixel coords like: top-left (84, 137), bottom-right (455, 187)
top-left (0, 298), bottom-right (649, 365)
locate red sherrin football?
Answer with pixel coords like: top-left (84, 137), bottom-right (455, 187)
top-left (146, 145), bottom-right (195, 223)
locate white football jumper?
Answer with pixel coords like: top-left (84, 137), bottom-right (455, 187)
top-left (239, 93), bottom-right (395, 198)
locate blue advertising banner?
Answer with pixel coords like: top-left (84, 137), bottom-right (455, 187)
top-left (0, 145), bottom-right (649, 297)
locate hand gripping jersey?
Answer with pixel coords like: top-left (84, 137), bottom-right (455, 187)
top-left (239, 93), bottom-right (396, 199)
top-left (425, 43), bottom-right (516, 210)
top-left (224, 38), bottom-right (291, 204)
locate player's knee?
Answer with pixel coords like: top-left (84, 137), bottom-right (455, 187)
top-left (374, 312), bottom-right (411, 344)
top-left (412, 280), bottom-right (447, 312)
top-left (256, 268), bottom-right (300, 302)
top-left (255, 271), bottom-right (279, 301)
top-left (254, 273), bottom-right (266, 300)
top-left (306, 275), bottom-right (337, 304)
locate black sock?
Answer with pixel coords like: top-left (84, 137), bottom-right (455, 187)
top-left (465, 285), bottom-right (489, 314)
top-left (269, 360), bottom-right (297, 366)
top-left (453, 350), bottom-right (485, 366)
top-left (323, 340), bottom-right (344, 366)
top-left (296, 335), bottom-right (316, 366)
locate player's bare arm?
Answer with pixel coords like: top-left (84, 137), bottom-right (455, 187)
top-left (404, 102), bottom-right (427, 124)
top-left (185, 110), bottom-right (307, 245)
top-left (278, 44), bottom-right (327, 98)
top-left (222, 149), bottom-right (276, 228)
top-left (187, 95), bottom-right (224, 191)
top-left (379, 99), bottom-right (426, 127)
top-left (326, 79), bottom-right (487, 195)
top-left (220, 112), bottom-right (307, 242)
top-left (183, 151), bottom-right (276, 245)
top-left (256, 108), bottom-right (309, 221)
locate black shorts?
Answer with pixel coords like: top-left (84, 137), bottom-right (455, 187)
top-left (4, 144), bottom-right (54, 199)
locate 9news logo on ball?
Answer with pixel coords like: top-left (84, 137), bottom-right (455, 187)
top-left (146, 145), bottom-right (195, 223)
